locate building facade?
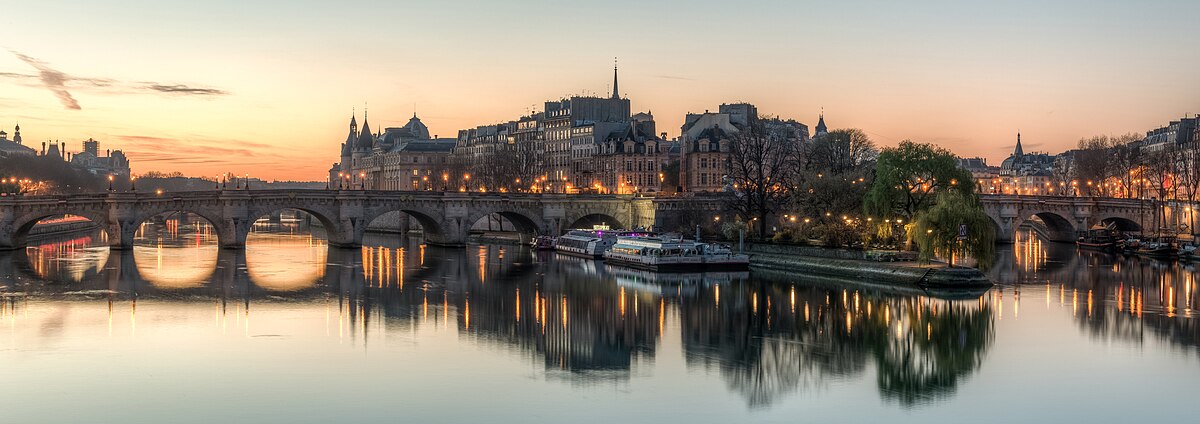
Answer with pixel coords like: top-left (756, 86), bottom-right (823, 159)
top-left (331, 112), bottom-right (456, 190)
top-left (69, 138), bottom-right (131, 177)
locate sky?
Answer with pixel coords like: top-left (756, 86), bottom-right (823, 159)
top-left (1, 0), bottom-right (1198, 181)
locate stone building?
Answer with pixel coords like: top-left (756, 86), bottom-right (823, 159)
top-left (1140, 117), bottom-right (1197, 153)
top-left (679, 111), bottom-right (738, 192)
top-left (591, 112), bottom-right (677, 194)
top-left (677, 103), bottom-right (808, 192)
top-left (69, 138), bottom-right (131, 177)
top-left (331, 112), bottom-right (456, 190)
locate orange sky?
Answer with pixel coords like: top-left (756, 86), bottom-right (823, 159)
top-left (2, 1), bottom-right (1198, 181)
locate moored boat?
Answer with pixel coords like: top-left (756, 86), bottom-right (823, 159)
top-left (603, 234), bottom-right (749, 272)
top-left (1136, 235), bottom-right (1179, 259)
top-left (554, 230), bottom-right (615, 258)
top-left (1077, 224), bottom-right (1118, 252)
top-left (531, 235), bottom-right (556, 250)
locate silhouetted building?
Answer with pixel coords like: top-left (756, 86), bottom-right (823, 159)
top-left (70, 138), bottom-right (131, 177)
top-left (0, 123), bottom-right (34, 157)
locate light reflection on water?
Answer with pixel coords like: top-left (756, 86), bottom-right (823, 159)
top-left (2, 222), bottom-right (1199, 423)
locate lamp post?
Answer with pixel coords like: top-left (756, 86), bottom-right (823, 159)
top-left (107, 175), bottom-right (114, 192)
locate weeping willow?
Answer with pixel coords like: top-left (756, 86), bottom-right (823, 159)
top-left (907, 190), bottom-right (996, 270)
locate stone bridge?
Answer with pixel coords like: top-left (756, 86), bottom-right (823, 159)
top-left (979, 195), bottom-right (1179, 243)
top-left (0, 190), bottom-right (657, 250)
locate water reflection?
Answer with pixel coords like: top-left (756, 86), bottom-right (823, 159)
top-left (990, 230), bottom-right (1200, 354)
top-left (134, 216), bottom-right (218, 289)
top-left (3, 226), bottom-right (1200, 421)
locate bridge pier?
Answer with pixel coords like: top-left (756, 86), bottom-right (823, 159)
top-left (107, 220), bottom-right (137, 250)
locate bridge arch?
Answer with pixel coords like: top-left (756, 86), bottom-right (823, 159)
top-left (565, 213), bottom-right (625, 231)
top-left (9, 210), bottom-right (112, 249)
top-left (131, 207), bottom-right (226, 244)
top-left (463, 208), bottom-right (545, 245)
top-left (1016, 211), bottom-right (1076, 242)
top-left (1099, 217), bottom-right (1142, 233)
top-left (241, 205), bottom-right (344, 248)
top-left (359, 205), bottom-right (447, 246)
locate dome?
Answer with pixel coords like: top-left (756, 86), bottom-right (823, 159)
top-left (404, 114), bottom-right (431, 140)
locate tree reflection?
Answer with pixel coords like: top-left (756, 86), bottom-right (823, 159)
top-left (680, 280), bottom-right (993, 408)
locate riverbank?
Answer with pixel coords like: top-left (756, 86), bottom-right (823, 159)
top-left (744, 243), bottom-right (993, 290)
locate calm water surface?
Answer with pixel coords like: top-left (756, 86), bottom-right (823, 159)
top-left (2, 223), bottom-right (1197, 423)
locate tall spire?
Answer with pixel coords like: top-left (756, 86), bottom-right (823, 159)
top-left (814, 108), bottom-right (828, 136)
top-left (611, 57), bottom-right (619, 100)
top-left (1014, 132), bottom-right (1024, 157)
top-left (12, 122), bottom-right (21, 144)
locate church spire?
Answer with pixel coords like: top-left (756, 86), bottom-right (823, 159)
top-left (814, 109), bottom-right (828, 136)
top-left (12, 122), bottom-right (21, 144)
top-left (1014, 132), bottom-right (1024, 157)
top-left (611, 57), bottom-right (619, 99)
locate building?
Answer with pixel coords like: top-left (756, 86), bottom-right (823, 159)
top-left (1142, 117), bottom-right (1197, 152)
top-left (678, 103), bottom-right (808, 192)
top-left (0, 123), bottom-right (35, 157)
top-left (591, 112), bottom-right (677, 194)
top-left (813, 112), bottom-right (828, 137)
top-left (69, 138), bottom-right (131, 177)
top-left (542, 67), bottom-right (631, 192)
top-left (331, 112), bottom-right (456, 190)
top-left (999, 133), bottom-right (1056, 175)
top-left (957, 157), bottom-right (1004, 193)
top-left (680, 110), bottom-right (739, 192)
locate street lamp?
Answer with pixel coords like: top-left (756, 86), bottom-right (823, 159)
top-left (107, 175), bottom-right (114, 192)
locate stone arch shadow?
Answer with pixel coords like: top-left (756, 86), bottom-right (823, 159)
top-left (1099, 217), bottom-right (1141, 233)
top-left (242, 205), bottom-right (344, 247)
top-left (360, 206), bottom-right (448, 247)
top-left (464, 209), bottom-right (545, 245)
top-left (1018, 211), bottom-right (1076, 242)
top-left (10, 210), bottom-right (112, 249)
top-left (565, 213), bottom-right (625, 232)
top-left (130, 207), bottom-right (226, 246)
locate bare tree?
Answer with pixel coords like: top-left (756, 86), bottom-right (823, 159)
top-left (1176, 139), bottom-right (1200, 236)
top-left (726, 121), bottom-right (801, 239)
top-left (805, 128), bottom-right (878, 174)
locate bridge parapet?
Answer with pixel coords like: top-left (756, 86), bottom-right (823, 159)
top-left (0, 190), bottom-right (664, 250)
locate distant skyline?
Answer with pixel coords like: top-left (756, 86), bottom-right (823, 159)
top-left (2, 0), bottom-right (1198, 180)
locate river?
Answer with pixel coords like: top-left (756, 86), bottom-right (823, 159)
top-left (1, 221), bottom-right (1196, 423)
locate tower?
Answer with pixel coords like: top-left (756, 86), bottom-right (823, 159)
top-left (814, 111), bottom-right (828, 136)
top-left (611, 59), bottom-right (619, 100)
top-left (340, 112), bottom-right (356, 167)
top-left (1014, 132), bottom-right (1024, 157)
top-left (13, 123), bottom-right (21, 144)
top-left (83, 138), bottom-right (99, 156)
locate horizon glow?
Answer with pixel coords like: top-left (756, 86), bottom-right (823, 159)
top-left (1, 0), bottom-right (1198, 180)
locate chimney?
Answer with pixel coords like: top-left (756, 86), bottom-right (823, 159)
top-left (42, 141), bottom-right (46, 155)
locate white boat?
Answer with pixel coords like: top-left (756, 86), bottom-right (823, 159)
top-left (604, 235), bottom-right (749, 272)
top-left (554, 229), bottom-right (620, 259)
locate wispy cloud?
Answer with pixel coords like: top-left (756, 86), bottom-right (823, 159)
top-left (113, 134), bottom-right (289, 163)
top-left (11, 51), bottom-right (81, 110)
top-left (3, 50), bottom-right (229, 110)
top-left (653, 74), bottom-right (694, 81)
top-left (142, 84), bottom-right (227, 96)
